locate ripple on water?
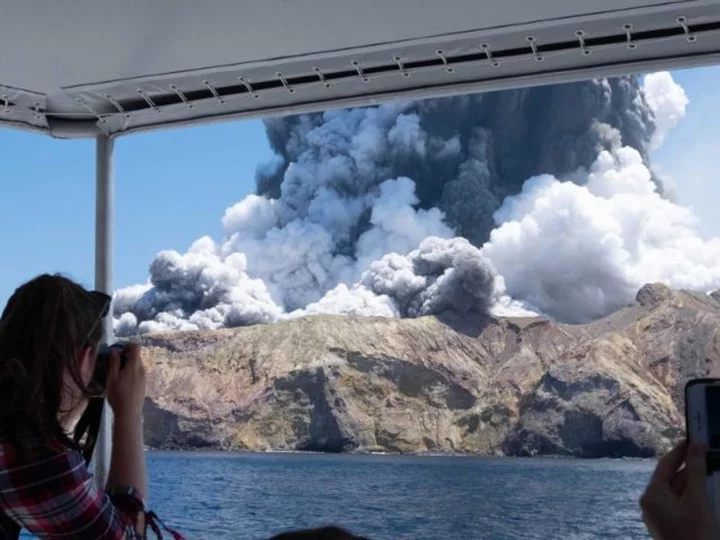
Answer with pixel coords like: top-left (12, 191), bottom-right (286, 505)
top-left (133, 453), bottom-right (655, 540)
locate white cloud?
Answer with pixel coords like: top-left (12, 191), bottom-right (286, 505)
top-left (483, 146), bottom-right (720, 323)
top-left (643, 71), bottom-right (688, 151)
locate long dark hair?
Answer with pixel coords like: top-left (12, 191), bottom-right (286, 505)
top-left (0, 274), bottom-right (109, 455)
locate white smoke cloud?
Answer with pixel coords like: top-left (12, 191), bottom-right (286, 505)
top-left (139, 312), bottom-right (201, 335)
top-left (292, 284), bottom-right (399, 318)
top-left (482, 146), bottom-right (720, 323)
top-left (113, 312), bottom-right (139, 337)
top-left (354, 177), bottom-right (454, 270)
top-left (643, 71), bottom-right (688, 151)
top-left (221, 194), bottom-right (278, 238)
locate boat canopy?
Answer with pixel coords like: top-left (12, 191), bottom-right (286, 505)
top-left (2, 0), bottom-right (720, 139)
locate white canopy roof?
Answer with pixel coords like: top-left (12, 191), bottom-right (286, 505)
top-left (3, 0), bottom-right (720, 138)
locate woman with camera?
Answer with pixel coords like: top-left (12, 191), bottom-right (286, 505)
top-left (0, 274), bottom-right (157, 539)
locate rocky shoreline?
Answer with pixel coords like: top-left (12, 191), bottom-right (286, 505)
top-left (142, 445), bottom-right (657, 461)
top-left (140, 284), bottom-right (720, 458)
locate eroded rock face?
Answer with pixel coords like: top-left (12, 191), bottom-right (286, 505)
top-left (140, 286), bottom-right (720, 457)
top-left (636, 283), bottom-right (673, 308)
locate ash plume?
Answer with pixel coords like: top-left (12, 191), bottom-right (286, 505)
top-left (114, 73), bottom-right (716, 335)
top-left (258, 77), bottom-right (655, 248)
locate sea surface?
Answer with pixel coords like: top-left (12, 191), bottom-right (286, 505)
top-left (140, 452), bottom-right (654, 540)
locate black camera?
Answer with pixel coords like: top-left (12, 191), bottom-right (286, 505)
top-left (92, 343), bottom-right (130, 390)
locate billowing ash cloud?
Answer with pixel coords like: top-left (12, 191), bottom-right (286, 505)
top-left (294, 236), bottom-right (535, 319)
top-left (258, 77), bottom-right (655, 248)
top-left (219, 174), bottom-right (454, 311)
top-left (114, 73), bottom-right (705, 336)
top-left (114, 237), bottom-right (281, 336)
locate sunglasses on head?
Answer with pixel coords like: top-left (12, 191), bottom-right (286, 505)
top-left (83, 291), bottom-right (112, 346)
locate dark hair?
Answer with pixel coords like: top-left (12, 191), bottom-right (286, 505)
top-left (0, 274), bottom-right (109, 454)
top-left (269, 527), bottom-right (369, 540)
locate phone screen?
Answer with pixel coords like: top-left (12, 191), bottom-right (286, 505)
top-left (708, 385), bottom-right (720, 451)
top-left (687, 380), bottom-right (720, 519)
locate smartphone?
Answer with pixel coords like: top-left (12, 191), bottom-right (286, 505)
top-left (685, 378), bottom-right (720, 517)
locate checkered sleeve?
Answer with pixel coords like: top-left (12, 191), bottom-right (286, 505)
top-left (0, 447), bottom-right (143, 539)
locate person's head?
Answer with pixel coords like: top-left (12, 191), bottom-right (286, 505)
top-left (269, 527), bottom-right (369, 540)
top-left (0, 274), bottom-right (110, 451)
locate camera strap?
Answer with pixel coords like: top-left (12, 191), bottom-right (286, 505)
top-left (72, 397), bottom-right (105, 466)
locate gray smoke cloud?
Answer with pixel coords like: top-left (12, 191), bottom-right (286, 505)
top-left (258, 77), bottom-right (655, 247)
top-left (114, 237), bottom-right (281, 335)
top-left (294, 236), bottom-right (535, 320)
top-left (114, 75), bottom-right (669, 336)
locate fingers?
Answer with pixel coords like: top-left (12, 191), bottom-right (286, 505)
top-left (685, 442), bottom-right (708, 496)
top-left (123, 343), bottom-right (144, 372)
top-left (106, 343), bottom-right (144, 388)
top-left (123, 342), bottom-right (141, 359)
top-left (651, 441), bottom-right (687, 485)
top-left (670, 467), bottom-right (687, 496)
top-left (107, 349), bottom-right (121, 382)
top-left (104, 343), bottom-right (147, 420)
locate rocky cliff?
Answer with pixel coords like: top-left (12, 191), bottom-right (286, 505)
top-left (140, 284), bottom-right (720, 457)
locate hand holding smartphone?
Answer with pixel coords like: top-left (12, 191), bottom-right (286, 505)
top-left (639, 381), bottom-right (720, 540)
top-left (685, 378), bottom-right (720, 519)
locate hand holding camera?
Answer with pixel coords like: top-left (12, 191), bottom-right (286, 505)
top-left (98, 342), bottom-right (147, 422)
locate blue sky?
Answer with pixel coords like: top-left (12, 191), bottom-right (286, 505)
top-left (0, 66), bottom-right (718, 305)
top-left (652, 66), bottom-right (720, 239)
top-left (0, 121), bottom-right (274, 304)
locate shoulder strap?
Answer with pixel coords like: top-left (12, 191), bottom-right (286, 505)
top-left (73, 397), bottom-right (105, 465)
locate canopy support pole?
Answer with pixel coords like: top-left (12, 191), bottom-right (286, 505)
top-left (93, 134), bottom-right (115, 489)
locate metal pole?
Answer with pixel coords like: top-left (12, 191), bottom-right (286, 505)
top-left (93, 134), bottom-right (115, 489)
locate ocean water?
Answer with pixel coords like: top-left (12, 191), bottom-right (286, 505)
top-left (143, 452), bottom-right (654, 540)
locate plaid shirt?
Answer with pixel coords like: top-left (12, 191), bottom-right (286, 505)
top-left (0, 441), bottom-right (143, 539)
